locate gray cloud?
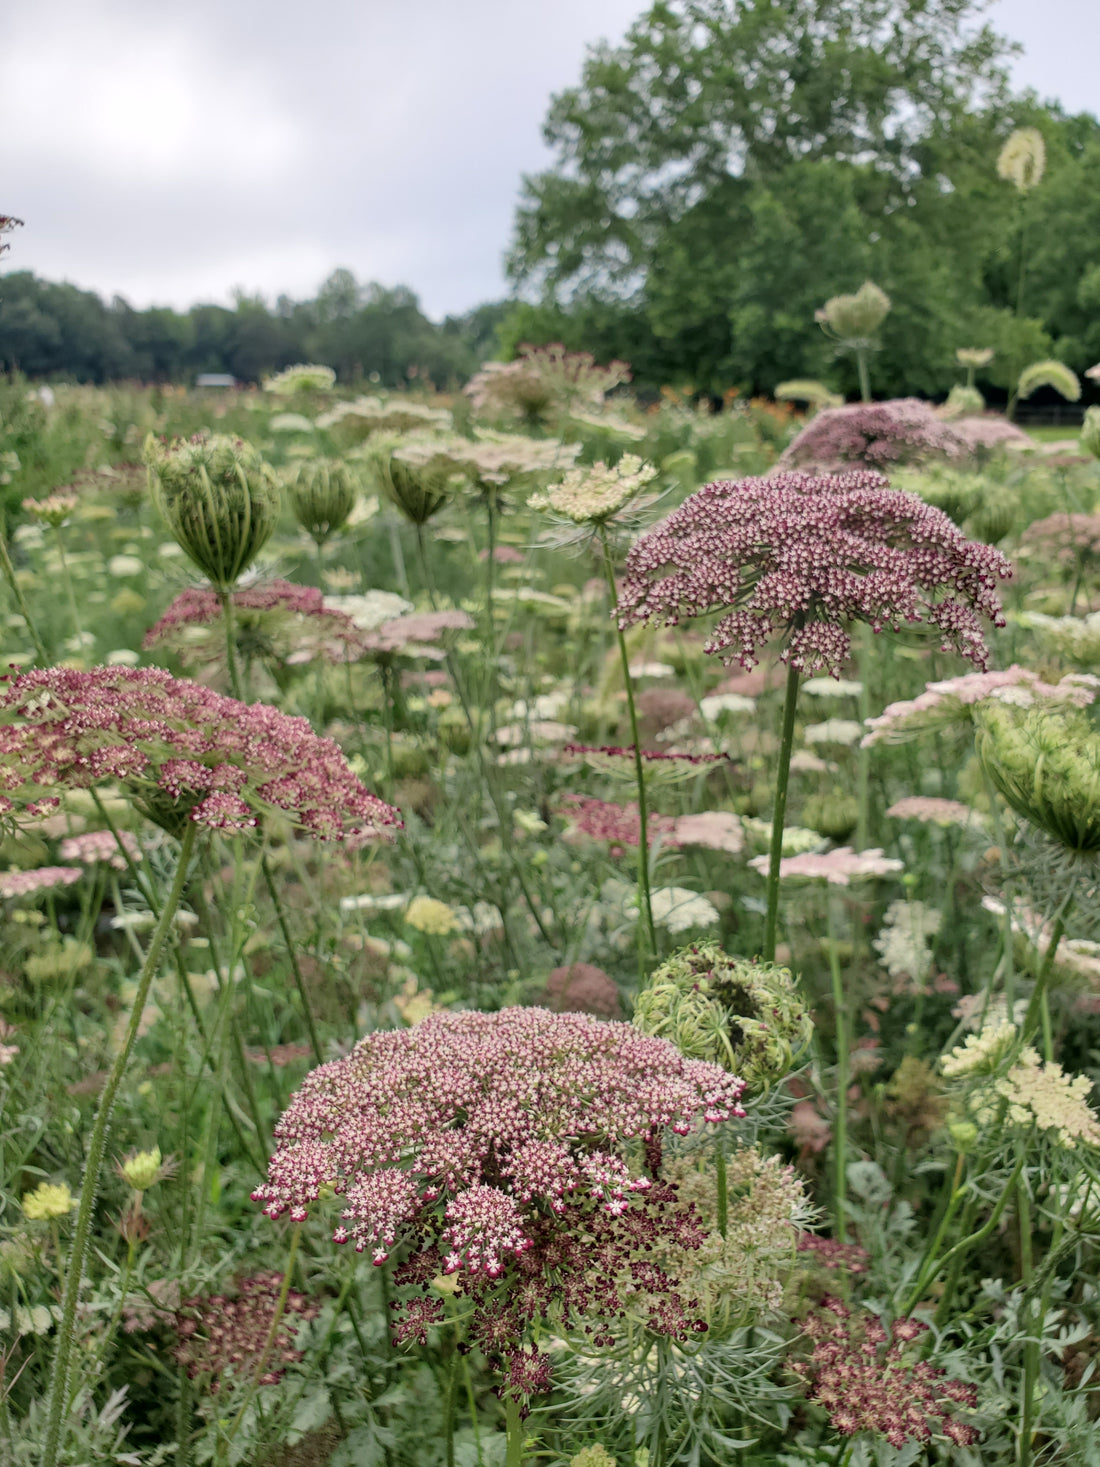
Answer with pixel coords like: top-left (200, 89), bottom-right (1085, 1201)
top-left (1, 0), bottom-right (1096, 319)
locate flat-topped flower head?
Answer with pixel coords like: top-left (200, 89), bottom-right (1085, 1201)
top-left (750, 846), bottom-right (903, 885)
top-left (263, 362), bottom-right (335, 395)
top-left (862, 667), bottom-right (1096, 746)
top-left (618, 470), bottom-right (1010, 676)
top-left (143, 580), bottom-right (365, 670)
top-left (528, 454), bottom-right (658, 525)
top-left (253, 1006), bottom-right (743, 1259)
top-left (0, 665), bottom-right (400, 844)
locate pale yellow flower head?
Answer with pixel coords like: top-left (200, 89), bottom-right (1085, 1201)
top-left (22, 1182), bottom-right (77, 1221)
top-left (997, 128), bottom-right (1045, 191)
top-left (119, 1147), bottom-right (163, 1192)
top-left (528, 454), bottom-right (657, 524)
top-left (404, 895), bottom-right (459, 936)
top-left (995, 1049), bottom-right (1100, 1149)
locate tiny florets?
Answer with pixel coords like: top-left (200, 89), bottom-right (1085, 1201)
top-left (616, 470), bottom-right (1010, 675)
top-left (0, 666), bottom-right (400, 844)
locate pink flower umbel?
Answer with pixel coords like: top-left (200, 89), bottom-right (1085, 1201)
top-left (793, 1300), bottom-right (979, 1448)
top-left (254, 1007), bottom-right (743, 1403)
top-left (617, 470), bottom-right (1010, 675)
top-left (749, 846), bottom-right (903, 885)
top-left (0, 666), bottom-right (401, 844)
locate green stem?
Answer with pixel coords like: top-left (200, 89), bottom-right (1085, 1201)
top-left (856, 347), bottom-right (871, 404)
top-left (42, 821), bottom-right (198, 1467)
top-left (218, 589), bottom-right (244, 701)
top-left (222, 1223), bottom-right (302, 1458)
top-left (826, 889), bottom-right (849, 1241)
top-left (763, 661), bottom-right (801, 963)
top-left (930, 1151), bottom-right (1027, 1326)
top-left (598, 523), bottom-right (656, 960)
top-left (504, 1396), bottom-right (525, 1467)
top-left (1017, 1175), bottom-right (1036, 1467)
top-left (715, 1147), bottom-right (728, 1239)
top-left (855, 626), bottom-right (872, 851)
top-left (1020, 904), bottom-right (1070, 1049)
top-left (54, 526), bottom-right (84, 649)
top-left (262, 855), bottom-right (324, 1065)
top-left (900, 1151), bottom-right (966, 1315)
top-left (0, 514), bottom-right (48, 663)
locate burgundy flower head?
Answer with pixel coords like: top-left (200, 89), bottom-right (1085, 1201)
top-left (617, 471), bottom-right (1011, 675)
top-left (253, 1006), bottom-right (743, 1266)
top-left (144, 580), bottom-right (364, 667)
top-left (0, 666), bottom-right (401, 843)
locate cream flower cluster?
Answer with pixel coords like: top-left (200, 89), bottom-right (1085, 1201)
top-left (528, 454), bottom-right (657, 524)
top-left (941, 1019), bottom-right (1017, 1078)
top-left (995, 1049), bottom-right (1100, 1149)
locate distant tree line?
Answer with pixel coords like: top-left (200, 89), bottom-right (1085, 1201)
top-left (0, 266), bottom-right (510, 387)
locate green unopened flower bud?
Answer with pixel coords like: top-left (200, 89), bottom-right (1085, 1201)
top-left (1081, 406), bottom-right (1100, 462)
top-left (362, 434), bottom-right (452, 526)
top-left (144, 433), bottom-right (280, 592)
top-left (975, 700), bottom-right (1100, 853)
top-left (815, 281), bottom-right (891, 343)
top-left (965, 484), bottom-right (1016, 545)
top-left (947, 1118), bottom-right (979, 1153)
top-left (119, 1146), bottom-right (162, 1192)
top-left (633, 941), bottom-right (812, 1089)
top-left (290, 458), bottom-right (359, 546)
top-left (802, 791), bottom-right (859, 840)
top-left (942, 384), bottom-right (985, 419)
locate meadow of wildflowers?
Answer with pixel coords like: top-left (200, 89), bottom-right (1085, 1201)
top-left (1, 350), bottom-right (1100, 1467)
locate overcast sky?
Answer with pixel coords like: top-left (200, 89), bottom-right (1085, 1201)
top-left (2, 0), bottom-right (1096, 320)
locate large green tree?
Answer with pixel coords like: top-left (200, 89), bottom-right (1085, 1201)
top-left (506, 0), bottom-right (1069, 395)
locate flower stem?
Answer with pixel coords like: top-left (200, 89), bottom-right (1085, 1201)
top-left (222, 1222), bottom-right (302, 1459)
top-left (0, 514), bottom-right (48, 663)
top-left (598, 523), bottom-right (656, 959)
top-left (825, 888), bottom-right (850, 1241)
top-left (856, 348), bottom-right (871, 404)
top-left (764, 661), bottom-right (801, 962)
top-left (504, 1396), bottom-right (525, 1467)
top-left (1020, 902), bottom-right (1071, 1050)
top-left (262, 854), bottom-right (324, 1065)
top-left (42, 820), bottom-right (198, 1467)
top-left (715, 1146), bottom-right (728, 1239)
top-left (218, 589), bottom-right (245, 700)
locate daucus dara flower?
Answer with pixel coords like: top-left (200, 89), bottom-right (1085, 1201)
top-left (873, 900), bottom-right (941, 988)
top-left (633, 942), bottom-right (812, 1087)
top-left (143, 580), bottom-right (365, 669)
top-left (255, 1008), bottom-right (742, 1400)
top-left (974, 700), bottom-right (1100, 853)
top-left (0, 665), bottom-right (401, 844)
top-left (885, 796), bottom-right (981, 828)
top-left (781, 400), bottom-right (967, 472)
top-left (750, 846), bottom-right (903, 885)
top-left (403, 895), bottom-right (459, 936)
top-left (941, 1019), bottom-right (1017, 1078)
top-left (22, 492), bottom-right (78, 527)
top-left (172, 1272), bottom-right (319, 1391)
top-left (862, 667), bottom-right (1096, 746)
top-left (263, 362), bottom-right (336, 394)
top-left (792, 1300), bottom-right (979, 1448)
top-left (0, 866), bottom-right (83, 898)
top-left (143, 432), bottom-right (281, 592)
top-left (59, 828), bottom-right (142, 870)
top-left (253, 1006), bottom-right (743, 1258)
top-left (997, 127), bottom-right (1046, 191)
top-left (527, 454), bottom-right (658, 525)
top-left (22, 1181), bottom-right (77, 1221)
top-left (815, 280), bottom-right (891, 344)
top-left (288, 457), bottom-right (359, 545)
top-left (995, 1048), bottom-right (1100, 1148)
top-left (616, 470), bottom-right (1010, 676)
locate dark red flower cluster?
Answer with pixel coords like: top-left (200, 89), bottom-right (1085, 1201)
top-left (781, 399), bottom-right (967, 471)
top-left (0, 666), bottom-right (401, 843)
top-left (796, 1232), bottom-right (870, 1275)
top-left (172, 1272), bottom-right (319, 1392)
top-left (793, 1299), bottom-right (979, 1448)
top-left (560, 794), bottom-right (681, 849)
top-left (617, 470), bottom-right (1011, 674)
top-left (144, 579), bottom-right (364, 665)
top-left (391, 1179), bottom-right (710, 1407)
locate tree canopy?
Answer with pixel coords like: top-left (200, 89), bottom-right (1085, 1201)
top-left (506, 0), bottom-right (1100, 396)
